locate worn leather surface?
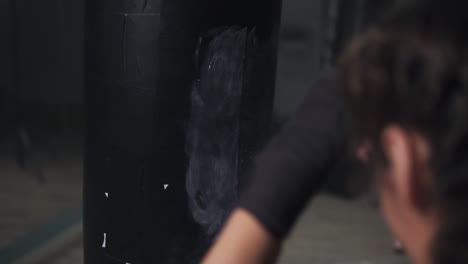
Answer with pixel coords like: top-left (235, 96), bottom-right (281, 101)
top-left (84, 0), bottom-right (281, 263)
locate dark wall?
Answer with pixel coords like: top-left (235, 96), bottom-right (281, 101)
top-left (0, 1), bottom-right (13, 102)
top-left (0, 0), bottom-right (394, 119)
top-left (1, 0), bottom-right (83, 119)
top-left (274, 0), bottom-right (396, 116)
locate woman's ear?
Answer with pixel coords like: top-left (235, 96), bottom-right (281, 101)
top-left (381, 126), bottom-right (412, 204)
top-left (409, 133), bottom-right (434, 214)
top-left (381, 126), bottom-right (433, 214)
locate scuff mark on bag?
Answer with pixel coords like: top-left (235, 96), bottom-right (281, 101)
top-left (186, 27), bottom-right (257, 237)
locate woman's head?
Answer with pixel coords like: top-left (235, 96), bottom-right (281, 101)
top-left (341, 1), bottom-right (468, 264)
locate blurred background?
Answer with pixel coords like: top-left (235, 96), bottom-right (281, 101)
top-left (0, 0), bottom-right (407, 263)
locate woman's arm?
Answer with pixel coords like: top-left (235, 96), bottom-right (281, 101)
top-left (203, 69), bottom-right (345, 263)
top-left (202, 209), bottom-right (281, 264)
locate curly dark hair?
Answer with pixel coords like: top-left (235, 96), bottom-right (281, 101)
top-left (340, 1), bottom-right (468, 263)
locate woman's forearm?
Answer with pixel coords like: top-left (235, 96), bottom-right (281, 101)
top-left (202, 208), bottom-right (281, 264)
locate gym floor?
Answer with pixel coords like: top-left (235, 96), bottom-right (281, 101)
top-left (0, 142), bottom-right (408, 264)
top-left (0, 130), bottom-right (408, 264)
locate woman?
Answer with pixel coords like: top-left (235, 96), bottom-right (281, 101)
top-left (204, 1), bottom-right (468, 263)
top-left (341, 1), bottom-right (468, 263)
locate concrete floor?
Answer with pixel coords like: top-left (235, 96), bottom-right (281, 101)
top-left (0, 134), bottom-right (408, 264)
top-left (0, 130), bottom-right (409, 264)
top-left (278, 196), bottom-right (408, 264)
top-left (3, 197), bottom-right (408, 264)
top-left (0, 138), bottom-right (82, 249)
top-left (0, 133), bottom-right (409, 264)
top-left (3, 193), bottom-right (409, 264)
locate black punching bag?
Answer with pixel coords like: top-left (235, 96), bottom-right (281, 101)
top-left (84, 0), bottom-right (282, 263)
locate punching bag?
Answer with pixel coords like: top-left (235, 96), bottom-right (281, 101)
top-left (84, 0), bottom-right (282, 263)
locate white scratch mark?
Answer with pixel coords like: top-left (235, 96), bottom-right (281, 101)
top-left (164, 184), bottom-right (169, 190)
top-left (102, 233), bottom-right (107, 248)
